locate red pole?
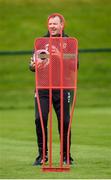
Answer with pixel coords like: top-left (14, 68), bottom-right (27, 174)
top-left (49, 37), bottom-right (52, 167)
top-left (60, 36), bottom-right (64, 167)
top-left (35, 49), bottom-right (46, 167)
top-left (67, 38), bottom-right (78, 165)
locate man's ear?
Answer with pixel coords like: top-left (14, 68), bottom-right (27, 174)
top-left (61, 22), bottom-right (64, 30)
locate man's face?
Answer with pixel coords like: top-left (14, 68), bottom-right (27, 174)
top-left (48, 16), bottom-right (63, 36)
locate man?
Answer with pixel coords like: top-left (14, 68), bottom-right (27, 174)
top-left (29, 14), bottom-right (75, 166)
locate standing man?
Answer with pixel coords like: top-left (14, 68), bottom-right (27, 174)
top-left (29, 13), bottom-right (76, 166)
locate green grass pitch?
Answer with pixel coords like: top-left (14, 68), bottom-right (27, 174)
top-left (0, 0), bottom-right (111, 178)
top-left (0, 108), bottom-right (111, 179)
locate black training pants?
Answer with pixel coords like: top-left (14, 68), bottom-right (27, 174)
top-left (35, 89), bottom-right (71, 155)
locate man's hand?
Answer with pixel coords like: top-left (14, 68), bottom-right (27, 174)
top-left (29, 57), bottom-right (35, 71)
top-left (30, 55), bottom-right (49, 71)
top-left (37, 60), bottom-right (48, 70)
top-left (30, 57), bottom-right (35, 68)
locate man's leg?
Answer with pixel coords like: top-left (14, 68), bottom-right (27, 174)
top-left (62, 90), bottom-right (71, 158)
top-left (52, 90), bottom-right (73, 164)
